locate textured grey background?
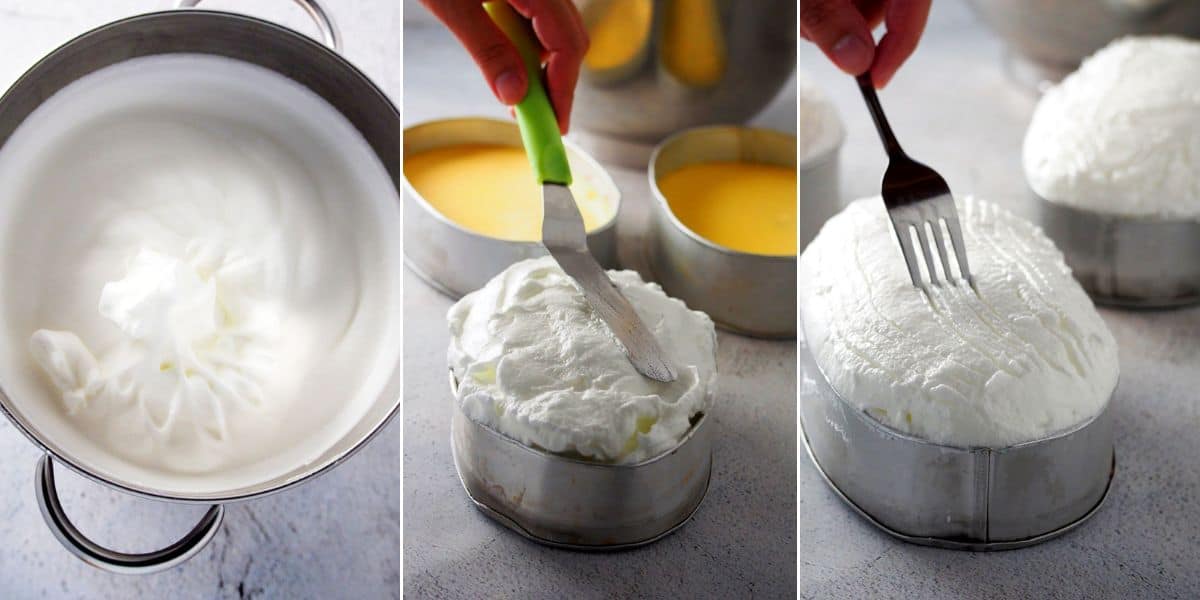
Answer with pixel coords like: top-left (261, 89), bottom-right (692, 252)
top-left (0, 2), bottom-right (400, 598)
top-left (800, 2), bottom-right (1200, 598)
top-left (401, 9), bottom-right (799, 599)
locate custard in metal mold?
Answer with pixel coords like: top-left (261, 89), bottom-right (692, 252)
top-left (448, 257), bottom-right (717, 463)
top-left (1024, 36), bottom-right (1200, 220)
top-left (405, 144), bottom-right (615, 242)
top-left (800, 196), bottom-right (1118, 447)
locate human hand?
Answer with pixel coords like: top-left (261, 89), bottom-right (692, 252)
top-left (420, 0), bottom-right (589, 133)
top-left (800, 0), bottom-right (932, 87)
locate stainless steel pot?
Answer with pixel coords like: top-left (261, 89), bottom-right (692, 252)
top-left (0, 0), bottom-right (400, 573)
top-left (647, 125), bottom-right (796, 338)
top-left (966, 0), bottom-right (1200, 90)
top-left (403, 117), bottom-right (620, 299)
top-left (800, 341), bottom-right (1115, 550)
top-left (449, 373), bottom-right (713, 549)
top-left (570, 0), bottom-right (797, 166)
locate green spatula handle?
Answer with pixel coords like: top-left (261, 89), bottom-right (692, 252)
top-left (484, 1), bottom-right (573, 186)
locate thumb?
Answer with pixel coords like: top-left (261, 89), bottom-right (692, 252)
top-left (423, 0), bottom-right (528, 105)
top-left (800, 0), bottom-right (875, 76)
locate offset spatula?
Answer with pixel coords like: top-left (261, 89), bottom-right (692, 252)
top-left (485, 2), bottom-right (677, 383)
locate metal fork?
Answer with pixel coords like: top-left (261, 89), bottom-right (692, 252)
top-left (856, 74), bottom-right (973, 292)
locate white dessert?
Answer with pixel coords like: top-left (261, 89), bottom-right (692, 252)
top-left (800, 196), bottom-right (1118, 447)
top-left (799, 74), bottom-right (843, 165)
top-left (1024, 36), bottom-right (1200, 220)
top-left (448, 257), bottom-right (716, 464)
top-left (0, 55), bottom-right (401, 493)
top-left (800, 74), bottom-right (844, 252)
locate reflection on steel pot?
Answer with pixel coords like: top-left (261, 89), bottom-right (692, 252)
top-left (0, 0), bottom-right (400, 574)
top-left (571, 0), bottom-right (796, 165)
top-left (966, 0), bottom-right (1200, 90)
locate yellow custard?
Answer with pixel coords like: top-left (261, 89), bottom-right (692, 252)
top-left (661, 0), bottom-right (727, 86)
top-left (584, 0), bottom-right (652, 72)
top-left (658, 161), bottom-right (797, 255)
top-left (405, 144), bottom-right (613, 241)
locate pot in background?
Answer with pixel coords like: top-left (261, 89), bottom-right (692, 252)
top-left (966, 0), bottom-right (1200, 90)
top-left (570, 0), bottom-right (796, 166)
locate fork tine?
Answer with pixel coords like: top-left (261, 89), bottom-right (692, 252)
top-left (944, 215), bottom-right (972, 284)
top-left (913, 221), bottom-right (941, 285)
top-left (929, 219), bottom-right (956, 282)
top-left (891, 221), bottom-right (924, 289)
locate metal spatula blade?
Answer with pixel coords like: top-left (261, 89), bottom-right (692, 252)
top-left (542, 184), bottom-right (677, 382)
top-left (487, 1), bottom-right (677, 382)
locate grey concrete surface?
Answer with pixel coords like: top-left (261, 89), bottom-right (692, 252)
top-left (0, 2), bottom-right (400, 598)
top-left (800, 3), bottom-right (1200, 598)
top-left (401, 16), bottom-right (798, 600)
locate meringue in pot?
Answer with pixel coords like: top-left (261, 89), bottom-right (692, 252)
top-left (0, 55), bottom-right (401, 493)
top-left (448, 257), bottom-right (716, 463)
top-left (800, 196), bottom-right (1118, 447)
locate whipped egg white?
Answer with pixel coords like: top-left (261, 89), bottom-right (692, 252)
top-left (800, 196), bottom-right (1118, 447)
top-left (448, 257), bottom-right (716, 463)
top-left (1024, 36), bottom-right (1200, 219)
top-left (799, 73), bottom-right (843, 164)
top-left (0, 55), bottom-right (401, 493)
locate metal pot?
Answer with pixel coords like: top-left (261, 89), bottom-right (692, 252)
top-left (966, 0), bottom-right (1200, 90)
top-left (0, 0), bottom-right (400, 573)
top-left (570, 0), bottom-right (797, 166)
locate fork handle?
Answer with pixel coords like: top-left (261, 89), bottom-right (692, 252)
top-left (856, 73), bottom-right (905, 158)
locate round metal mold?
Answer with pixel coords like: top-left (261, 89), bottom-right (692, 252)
top-left (0, 2), bottom-right (402, 572)
top-left (799, 341), bottom-right (1115, 550)
top-left (403, 117), bottom-right (621, 299)
top-left (647, 125), bottom-right (796, 338)
top-left (1034, 193), bottom-right (1200, 308)
top-left (449, 374), bottom-right (713, 550)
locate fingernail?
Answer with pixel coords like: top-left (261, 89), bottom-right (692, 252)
top-left (831, 34), bottom-right (872, 75)
top-left (494, 69), bottom-right (525, 105)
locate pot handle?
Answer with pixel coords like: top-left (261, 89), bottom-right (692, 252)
top-left (35, 455), bottom-right (224, 575)
top-left (175, 0), bottom-right (343, 52)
